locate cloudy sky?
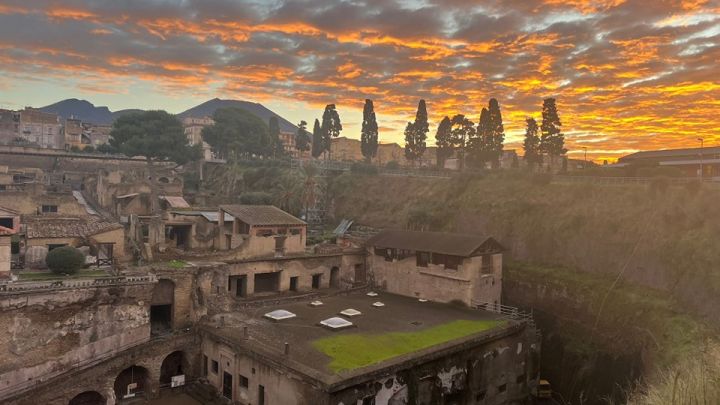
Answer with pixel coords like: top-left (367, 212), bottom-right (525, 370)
top-left (0, 0), bottom-right (718, 161)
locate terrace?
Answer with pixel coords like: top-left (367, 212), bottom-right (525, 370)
top-left (203, 291), bottom-right (517, 387)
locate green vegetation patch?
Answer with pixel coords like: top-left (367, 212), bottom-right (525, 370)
top-left (167, 260), bottom-right (187, 269)
top-left (312, 319), bottom-right (504, 373)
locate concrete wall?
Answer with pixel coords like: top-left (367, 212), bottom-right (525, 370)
top-left (0, 283), bottom-right (155, 398)
top-left (369, 250), bottom-right (503, 306)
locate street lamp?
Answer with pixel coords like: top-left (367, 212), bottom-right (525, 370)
top-left (582, 146), bottom-right (587, 168)
top-left (697, 138), bottom-right (704, 179)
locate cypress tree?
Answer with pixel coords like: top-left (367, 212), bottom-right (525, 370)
top-left (404, 100), bottom-right (429, 166)
top-left (268, 116), bottom-right (282, 158)
top-left (523, 117), bottom-right (540, 168)
top-left (360, 99), bottom-right (379, 162)
top-left (487, 98), bottom-right (505, 168)
top-left (311, 119), bottom-right (323, 158)
top-left (540, 98), bottom-right (566, 163)
top-left (435, 116), bottom-right (453, 168)
top-left (468, 108), bottom-right (491, 168)
top-left (321, 104), bottom-right (342, 159)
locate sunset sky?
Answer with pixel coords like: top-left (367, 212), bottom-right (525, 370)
top-left (0, 0), bottom-right (718, 162)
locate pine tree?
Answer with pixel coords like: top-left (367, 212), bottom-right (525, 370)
top-left (360, 99), bottom-right (378, 162)
top-left (523, 117), bottom-right (540, 169)
top-left (539, 98), bottom-right (566, 163)
top-left (321, 104), bottom-right (342, 159)
top-left (487, 98), bottom-right (505, 168)
top-left (435, 116), bottom-right (453, 168)
top-left (311, 119), bottom-right (323, 158)
top-left (404, 100), bottom-right (429, 166)
top-left (295, 120), bottom-right (311, 153)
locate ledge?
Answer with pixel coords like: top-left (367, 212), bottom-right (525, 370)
top-left (418, 270), bottom-right (471, 282)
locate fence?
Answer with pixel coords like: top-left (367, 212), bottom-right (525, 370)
top-left (471, 301), bottom-right (541, 340)
top-left (0, 275), bottom-right (157, 294)
top-left (554, 175), bottom-right (719, 186)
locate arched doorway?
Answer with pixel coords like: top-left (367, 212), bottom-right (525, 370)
top-left (114, 365), bottom-right (150, 401)
top-left (69, 391), bottom-right (105, 405)
top-left (150, 279), bottom-right (175, 336)
top-left (160, 351), bottom-right (189, 387)
top-left (330, 266), bottom-right (340, 288)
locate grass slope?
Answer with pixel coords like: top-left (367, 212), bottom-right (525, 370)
top-left (312, 319), bottom-right (504, 373)
top-left (506, 261), bottom-right (711, 368)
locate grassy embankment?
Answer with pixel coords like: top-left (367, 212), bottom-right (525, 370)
top-left (506, 261), bottom-right (710, 369)
top-left (329, 171), bottom-right (720, 321)
top-left (313, 319), bottom-right (504, 373)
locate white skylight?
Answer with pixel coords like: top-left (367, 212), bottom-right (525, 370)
top-left (418, 298), bottom-right (428, 302)
top-left (366, 292), bottom-right (379, 297)
top-left (264, 309), bottom-right (296, 321)
top-left (372, 301), bottom-right (385, 307)
top-left (310, 300), bottom-right (324, 307)
top-left (340, 308), bottom-right (362, 317)
top-left (320, 317), bottom-right (354, 330)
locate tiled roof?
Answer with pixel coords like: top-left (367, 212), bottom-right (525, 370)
top-left (219, 205), bottom-right (306, 226)
top-left (366, 229), bottom-right (503, 257)
top-left (24, 216), bottom-right (123, 239)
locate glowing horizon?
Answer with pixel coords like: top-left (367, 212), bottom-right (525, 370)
top-left (0, 0), bottom-right (718, 162)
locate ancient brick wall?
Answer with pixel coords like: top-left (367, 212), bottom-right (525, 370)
top-left (0, 283), bottom-right (155, 399)
top-left (3, 332), bottom-right (199, 405)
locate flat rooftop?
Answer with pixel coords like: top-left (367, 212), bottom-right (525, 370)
top-left (204, 291), bottom-right (519, 388)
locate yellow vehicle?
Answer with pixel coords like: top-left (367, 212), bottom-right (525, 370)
top-left (536, 379), bottom-right (552, 399)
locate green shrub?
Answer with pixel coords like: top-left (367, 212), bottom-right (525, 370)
top-left (46, 246), bottom-right (85, 274)
top-left (239, 191), bottom-right (273, 205)
top-left (385, 160), bottom-right (400, 170)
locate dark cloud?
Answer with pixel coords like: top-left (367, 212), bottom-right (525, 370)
top-left (0, 0), bottom-right (718, 160)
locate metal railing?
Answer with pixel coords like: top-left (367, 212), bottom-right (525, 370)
top-left (471, 301), bottom-right (542, 340)
top-left (554, 175), bottom-right (720, 185)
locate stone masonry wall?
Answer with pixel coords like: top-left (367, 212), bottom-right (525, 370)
top-left (0, 283), bottom-right (154, 399)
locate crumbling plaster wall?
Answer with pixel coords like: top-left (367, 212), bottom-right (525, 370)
top-left (0, 284), bottom-right (154, 394)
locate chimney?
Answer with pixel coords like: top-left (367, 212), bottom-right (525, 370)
top-left (284, 342), bottom-right (290, 356)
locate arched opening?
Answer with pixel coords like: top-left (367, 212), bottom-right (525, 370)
top-left (114, 366), bottom-right (150, 401)
top-left (160, 351), bottom-right (190, 388)
top-left (150, 279), bottom-right (174, 336)
top-left (330, 266), bottom-right (340, 288)
top-left (69, 391), bottom-right (105, 405)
